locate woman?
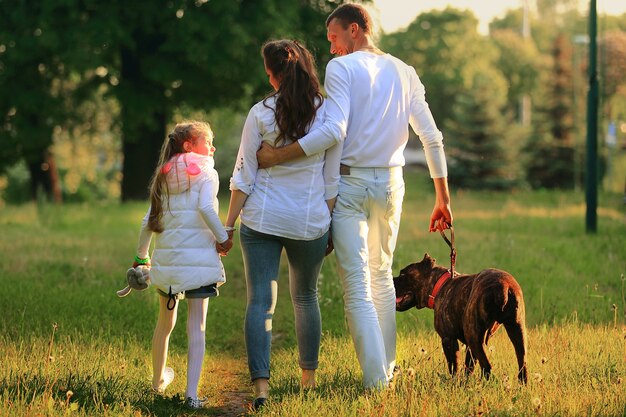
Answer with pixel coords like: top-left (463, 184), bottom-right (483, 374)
top-left (224, 39), bottom-right (340, 409)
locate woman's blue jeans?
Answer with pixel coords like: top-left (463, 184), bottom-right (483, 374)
top-left (240, 223), bottom-right (328, 381)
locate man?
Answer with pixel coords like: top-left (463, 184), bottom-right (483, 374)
top-left (257, 3), bottom-right (453, 388)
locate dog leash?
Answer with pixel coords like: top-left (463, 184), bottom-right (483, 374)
top-left (439, 224), bottom-right (456, 278)
top-left (427, 223), bottom-right (457, 309)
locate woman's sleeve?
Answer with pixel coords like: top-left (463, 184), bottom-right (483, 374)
top-left (198, 175), bottom-right (229, 244)
top-left (230, 105), bottom-right (262, 194)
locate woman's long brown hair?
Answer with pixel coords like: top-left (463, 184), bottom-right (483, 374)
top-left (147, 121), bottom-right (212, 233)
top-left (262, 40), bottom-right (323, 146)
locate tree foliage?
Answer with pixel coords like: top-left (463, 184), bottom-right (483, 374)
top-left (444, 64), bottom-right (519, 189)
top-left (0, 0), bottom-right (349, 201)
top-left (380, 8), bottom-right (490, 129)
top-left (525, 34), bottom-right (576, 189)
top-left (490, 29), bottom-right (543, 118)
top-left (0, 1), bottom-right (81, 201)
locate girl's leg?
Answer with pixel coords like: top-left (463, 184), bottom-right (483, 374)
top-left (152, 295), bottom-right (179, 391)
top-left (240, 225), bottom-right (283, 398)
top-left (284, 230), bottom-right (328, 389)
top-left (185, 297), bottom-right (209, 400)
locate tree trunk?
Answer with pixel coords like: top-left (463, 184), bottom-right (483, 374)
top-left (119, 44), bottom-right (167, 201)
top-left (120, 111), bottom-right (165, 201)
top-left (28, 149), bottom-right (62, 203)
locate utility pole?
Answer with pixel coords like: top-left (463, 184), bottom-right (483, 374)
top-left (585, 0), bottom-right (598, 233)
top-left (520, 0), bottom-right (531, 126)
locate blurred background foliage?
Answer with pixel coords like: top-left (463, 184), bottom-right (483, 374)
top-left (1, 0), bottom-right (626, 204)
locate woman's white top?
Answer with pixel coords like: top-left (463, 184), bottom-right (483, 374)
top-left (230, 96), bottom-right (340, 241)
top-left (136, 153), bottom-right (229, 294)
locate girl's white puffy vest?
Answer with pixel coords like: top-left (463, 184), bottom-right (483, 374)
top-left (150, 153), bottom-right (225, 294)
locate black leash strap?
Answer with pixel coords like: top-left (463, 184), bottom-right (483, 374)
top-left (439, 225), bottom-right (456, 278)
top-left (166, 287), bottom-right (177, 311)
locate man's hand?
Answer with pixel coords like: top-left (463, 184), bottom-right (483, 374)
top-left (257, 141), bottom-right (306, 168)
top-left (429, 203), bottom-right (453, 232)
top-left (325, 231), bottom-right (334, 256)
top-left (257, 142), bottom-right (279, 169)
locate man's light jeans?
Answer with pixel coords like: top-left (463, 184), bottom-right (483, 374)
top-left (332, 166), bottom-right (405, 388)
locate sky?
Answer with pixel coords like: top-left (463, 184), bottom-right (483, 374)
top-left (370, 0), bottom-right (626, 34)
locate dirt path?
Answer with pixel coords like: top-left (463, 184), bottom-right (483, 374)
top-left (203, 356), bottom-right (251, 416)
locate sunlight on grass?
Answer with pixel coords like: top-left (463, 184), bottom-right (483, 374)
top-left (1, 175), bottom-right (624, 416)
top-left (460, 201), bottom-right (625, 221)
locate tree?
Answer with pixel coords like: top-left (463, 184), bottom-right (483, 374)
top-left (1, 0), bottom-right (349, 201)
top-left (599, 31), bottom-right (626, 119)
top-left (79, 1), bottom-right (335, 200)
top-left (525, 34), bottom-right (576, 188)
top-left (0, 2), bottom-right (80, 202)
top-left (380, 8), bottom-right (490, 129)
top-left (444, 65), bottom-right (519, 189)
top-left (489, 1), bottom-right (586, 53)
top-left (490, 29), bottom-right (542, 121)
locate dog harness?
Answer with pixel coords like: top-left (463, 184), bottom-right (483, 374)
top-left (427, 270), bottom-right (452, 309)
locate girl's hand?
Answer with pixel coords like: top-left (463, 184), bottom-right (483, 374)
top-left (216, 238), bottom-right (233, 256)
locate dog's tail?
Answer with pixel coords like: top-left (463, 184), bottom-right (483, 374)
top-left (498, 282), bottom-right (525, 327)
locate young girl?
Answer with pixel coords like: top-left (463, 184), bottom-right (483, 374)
top-left (223, 39), bottom-right (340, 410)
top-left (131, 121), bottom-right (232, 409)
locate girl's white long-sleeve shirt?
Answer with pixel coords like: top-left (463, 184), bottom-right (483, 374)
top-left (230, 96), bottom-right (340, 241)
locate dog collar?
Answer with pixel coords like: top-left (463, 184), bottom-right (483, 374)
top-left (428, 270), bottom-right (452, 309)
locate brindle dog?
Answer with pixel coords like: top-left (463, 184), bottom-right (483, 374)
top-left (394, 253), bottom-right (528, 383)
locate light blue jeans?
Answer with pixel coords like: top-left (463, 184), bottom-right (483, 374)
top-left (240, 223), bottom-right (329, 381)
top-left (332, 166), bottom-right (405, 388)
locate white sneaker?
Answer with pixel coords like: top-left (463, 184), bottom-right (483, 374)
top-left (185, 396), bottom-right (207, 409)
top-left (152, 367), bottom-right (174, 394)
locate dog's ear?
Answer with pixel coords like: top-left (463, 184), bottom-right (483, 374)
top-left (422, 253), bottom-right (436, 266)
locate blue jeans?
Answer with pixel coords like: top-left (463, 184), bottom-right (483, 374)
top-left (240, 223), bottom-right (328, 381)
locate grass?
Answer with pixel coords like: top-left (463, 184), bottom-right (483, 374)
top-left (0, 168), bottom-right (625, 416)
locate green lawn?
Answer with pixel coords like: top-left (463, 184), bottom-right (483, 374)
top-left (1, 168), bottom-right (625, 416)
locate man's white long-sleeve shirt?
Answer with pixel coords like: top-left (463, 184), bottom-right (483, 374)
top-left (298, 51), bottom-right (448, 179)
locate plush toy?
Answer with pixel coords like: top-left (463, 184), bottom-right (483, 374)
top-left (116, 265), bottom-right (151, 297)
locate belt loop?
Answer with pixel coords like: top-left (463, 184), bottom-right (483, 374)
top-left (339, 164), bottom-right (351, 176)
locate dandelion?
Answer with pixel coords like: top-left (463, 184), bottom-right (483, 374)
top-left (617, 377), bottom-right (623, 384)
top-left (541, 357), bottom-right (547, 364)
top-left (65, 390), bottom-right (74, 407)
top-left (532, 397), bottom-right (542, 412)
top-left (420, 347), bottom-right (427, 354)
top-left (533, 372), bottom-right (543, 383)
top-left (406, 367), bottom-right (416, 379)
top-left (502, 375), bottom-right (511, 391)
top-left (489, 346), bottom-right (495, 353)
